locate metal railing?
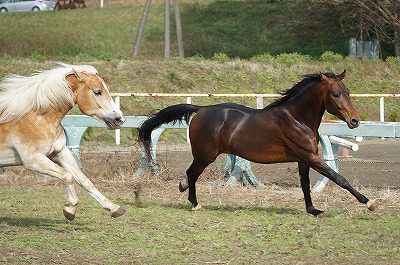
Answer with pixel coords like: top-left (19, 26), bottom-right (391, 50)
top-left (110, 93), bottom-right (400, 144)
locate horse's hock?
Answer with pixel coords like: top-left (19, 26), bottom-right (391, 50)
top-left (55, 0), bottom-right (86, 10)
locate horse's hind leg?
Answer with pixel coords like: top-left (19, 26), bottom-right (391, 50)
top-left (298, 162), bottom-right (325, 217)
top-left (181, 159), bottom-right (213, 211)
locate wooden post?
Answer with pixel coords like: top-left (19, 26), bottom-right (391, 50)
top-left (164, 0), bottom-right (170, 58)
top-left (132, 0), bottom-right (152, 57)
top-left (174, 0), bottom-right (184, 57)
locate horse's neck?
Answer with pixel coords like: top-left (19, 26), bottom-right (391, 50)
top-left (281, 87), bottom-right (325, 131)
top-left (36, 106), bottom-right (71, 126)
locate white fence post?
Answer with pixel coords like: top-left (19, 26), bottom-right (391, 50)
top-left (256, 96), bottom-right (264, 109)
top-left (380, 97), bottom-right (385, 140)
top-left (379, 97), bottom-right (385, 122)
top-left (115, 96), bottom-right (121, 145)
top-left (186, 96), bottom-right (191, 143)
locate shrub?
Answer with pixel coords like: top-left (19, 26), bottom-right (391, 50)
top-left (386, 56), bottom-right (400, 67)
top-left (211, 53), bottom-right (230, 62)
top-left (188, 54), bottom-right (206, 61)
top-left (250, 53), bottom-right (274, 64)
top-left (320, 51), bottom-right (343, 62)
top-left (388, 111), bottom-right (399, 122)
top-left (359, 112), bottom-right (367, 121)
top-left (83, 127), bottom-right (93, 141)
top-left (275, 52), bottom-right (311, 66)
top-left (28, 53), bottom-right (44, 63)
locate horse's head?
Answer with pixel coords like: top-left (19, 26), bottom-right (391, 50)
top-left (322, 70), bottom-right (360, 129)
top-left (69, 70), bottom-right (125, 129)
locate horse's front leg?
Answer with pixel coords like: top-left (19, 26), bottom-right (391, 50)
top-left (307, 155), bottom-right (379, 211)
top-left (19, 152), bottom-right (79, 220)
top-left (298, 162), bottom-right (325, 217)
top-left (53, 147), bottom-right (126, 218)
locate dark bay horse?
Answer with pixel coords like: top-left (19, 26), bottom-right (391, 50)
top-left (138, 71), bottom-right (379, 216)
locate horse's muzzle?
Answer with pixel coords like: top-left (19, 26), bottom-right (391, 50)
top-left (348, 118), bottom-right (360, 129)
top-left (105, 115), bottom-right (125, 130)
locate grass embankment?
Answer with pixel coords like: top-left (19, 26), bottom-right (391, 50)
top-left (0, 57), bottom-right (399, 144)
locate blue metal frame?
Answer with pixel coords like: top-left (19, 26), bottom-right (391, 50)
top-left (62, 116), bottom-right (400, 191)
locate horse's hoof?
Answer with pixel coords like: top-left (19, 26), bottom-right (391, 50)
top-left (191, 204), bottom-right (202, 211)
top-left (111, 207), bottom-right (126, 218)
top-left (367, 199), bottom-right (380, 211)
top-left (179, 180), bottom-right (189, 192)
top-left (308, 208), bottom-right (324, 217)
top-left (63, 209), bottom-right (76, 221)
top-left (316, 212), bottom-right (328, 218)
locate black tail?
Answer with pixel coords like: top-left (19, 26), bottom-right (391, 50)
top-left (138, 104), bottom-right (201, 159)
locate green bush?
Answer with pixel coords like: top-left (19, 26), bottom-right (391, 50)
top-left (359, 112), bottom-right (367, 121)
top-left (275, 52), bottom-right (311, 66)
top-left (386, 56), bottom-right (400, 67)
top-left (28, 53), bottom-right (44, 63)
top-left (83, 127), bottom-right (93, 141)
top-left (320, 51), bottom-right (343, 62)
top-left (388, 111), bottom-right (399, 122)
top-left (249, 53), bottom-right (274, 64)
top-left (211, 53), bottom-right (230, 62)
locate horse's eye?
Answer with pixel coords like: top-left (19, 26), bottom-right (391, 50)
top-left (333, 93), bottom-right (340, 98)
top-left (94, 90), bottom-right (102, 96)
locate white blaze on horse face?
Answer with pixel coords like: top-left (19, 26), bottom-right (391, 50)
top-left (74, 72), bottom-right (125, 129)
top-left (90, 78), bottom-right (125, 129)
top-left (101, 80), bottom-right (122, 116)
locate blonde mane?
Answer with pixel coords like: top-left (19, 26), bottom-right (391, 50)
top-left (0, 63), bottom-right (98, 124)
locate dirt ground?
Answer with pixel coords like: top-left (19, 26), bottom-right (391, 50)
top-left (0, 138), bottom-right (400, 202)
top-left (76, 137), bottom-right (400, 190)
top-left (1, 137), bottom-right (398, 191)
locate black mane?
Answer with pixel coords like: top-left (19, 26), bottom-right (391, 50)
top-left (266, 72), bottom-right (337, 109)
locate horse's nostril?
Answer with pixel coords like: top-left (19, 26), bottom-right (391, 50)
top-left (351, 118), bottom-right (360, 127)
top-left (114, 117), bottom-right (124, 125)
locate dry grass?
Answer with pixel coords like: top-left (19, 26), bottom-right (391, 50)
top-left (1, 139), bottom-right (400, 215)
top-left (1, 150), bottom-right (400, 264)
top-left (1, 162), bottom-right (399, 217)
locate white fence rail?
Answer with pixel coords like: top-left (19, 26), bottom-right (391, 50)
top-left (110, 93), bottom-right (400, 144)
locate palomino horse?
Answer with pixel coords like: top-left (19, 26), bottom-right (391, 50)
top-left (138, 71), bottom-right (379, 216)
top-left (0, 63), bottom-right (126, 220)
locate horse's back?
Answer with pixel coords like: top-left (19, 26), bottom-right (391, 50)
top-left (191, 103), bottom-right (259, 130)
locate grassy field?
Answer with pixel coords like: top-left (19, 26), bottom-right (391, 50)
top-left (0, 175), bottom-right (400, 265)
top-left (0, 56), bottom-right (399, 144)
top-left (0, 0), bottom-right (396, 60)
top-left (0, 1), bottom-right (399, 264)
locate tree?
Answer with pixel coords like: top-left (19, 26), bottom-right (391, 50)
top-left (310, 0), bottom-right (400, 57)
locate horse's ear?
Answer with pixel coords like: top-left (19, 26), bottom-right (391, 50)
top-left (337, 69), bottom-right (346, 80)
top-left (320, 73), bottom-right (330, 84)
top-left (72, 69), bottom-right (84, 82)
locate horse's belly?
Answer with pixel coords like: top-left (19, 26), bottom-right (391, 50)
top-left (0, 148), bottom-right (23, 167)
top-left (234, 146), bottom-right (297, 164)
top-left (224, 134), bottom-right (299, 164)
